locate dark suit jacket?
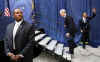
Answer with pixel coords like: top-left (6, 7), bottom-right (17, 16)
top-left (79, 13), bottom-right (96, 32)
top-left (64, 16), bottom-right (77, 37)
top-left (4, 20), bottom-right (35, 61)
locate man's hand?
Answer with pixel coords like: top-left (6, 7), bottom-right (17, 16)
top-left (8, 52), bottom-right (16, 61)
top-left (8, 52), bottom-right (14, 57)
top-left (66, 33), bottom-right (70, 38)
top-left (15, 54), bottom-right (24, 60)
top-left (10, 55), bottom-right (17, 61)
top-left (64, 25), bottom-right (67, 27)
top-left (15, 55), bottom-right (22, 60)
top-left (92, 8), bottom-right (96, 13)
top-left (7, 53), bottom-right (23, 61)
top-left (81, 30), bottom-right (83, 32)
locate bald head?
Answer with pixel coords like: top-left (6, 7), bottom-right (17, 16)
top-left (13, 8), bottom-right (23, 22)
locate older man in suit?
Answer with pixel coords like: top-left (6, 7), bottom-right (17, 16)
top-left (4, 8), bottom-right (35, 62)
top-left (60, 9), bottom-right (77, 56)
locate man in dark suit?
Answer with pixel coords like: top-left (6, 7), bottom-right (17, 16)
top-left (79, 8), bottom-right (96, 49)
top-left (60, 9), bottom-right (77, 55)
top-left (4, 8), bottom-right (35, 62)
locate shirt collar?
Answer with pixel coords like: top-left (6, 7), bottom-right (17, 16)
top-left (83, 17), bottom-right (86, 21)
top-left (63, 16), bottom-right (66, 18)
top-left (15, 19), bottom-right (23, 25)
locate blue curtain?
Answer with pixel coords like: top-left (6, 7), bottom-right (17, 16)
top-left (0, 0), bottom-right (4, 12)
top-left (8, 0), bottom-right (34, 23)
top-left (90, 0), bottom-right (100, 47)
top-left (34, 0), bottom-right (100, 47)
top-left (0, 17), bottom-right (13, 40)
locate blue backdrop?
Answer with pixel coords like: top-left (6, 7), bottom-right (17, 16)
top-left (34, 0), bottom-right (100, 47)
top-left (0, 0), bottom-right (100, 47)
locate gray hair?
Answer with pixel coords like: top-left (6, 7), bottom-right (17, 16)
top-left (60, 9), bottom-right (66, 14)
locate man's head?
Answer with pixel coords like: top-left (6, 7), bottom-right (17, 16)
top-left (13, 8), bottom-right (23, 22)
top-left (60, 9), bottom-right (67, 17)
top-left (82, 12), bottom-right (88, 18)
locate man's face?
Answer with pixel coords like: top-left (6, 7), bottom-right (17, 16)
top-left (13, 9), bottom-right (23, 22)
top-left (82, 12), bottom-right (87, 18)
top-left (60, 11), bottom-right (66, 17)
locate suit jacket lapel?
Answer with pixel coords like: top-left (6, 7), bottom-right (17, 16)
top-left (11, 22), bottom-right (15, 35)
top-left (10, 22), bottom-right (15, 39)
top-left (10, 22), bottom-right (15, 48)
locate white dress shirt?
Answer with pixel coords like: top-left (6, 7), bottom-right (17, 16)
top-left (13, 19), bottom-right (23, 49)
top-left (83, 17), bottom-right (87, 23)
